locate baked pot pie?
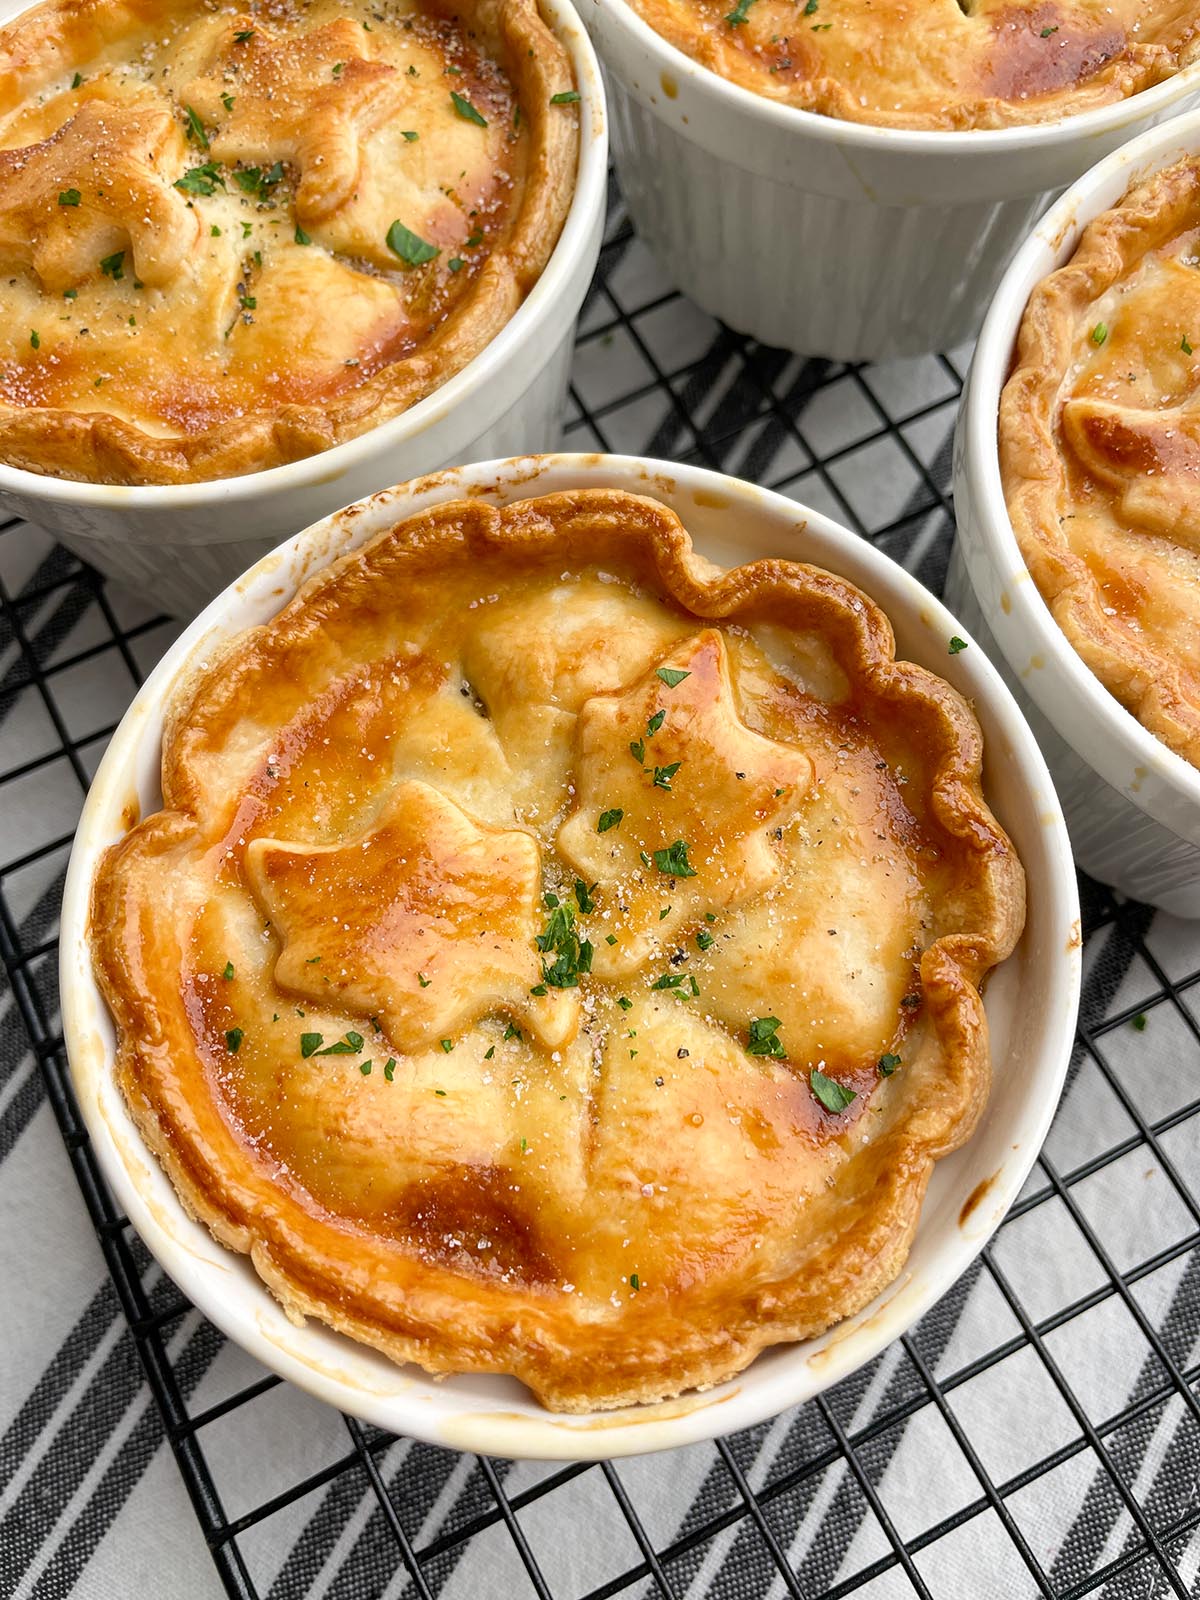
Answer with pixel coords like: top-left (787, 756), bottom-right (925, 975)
top-left (622, 0), bottom-right (1200, 130)
top-left (0, 0), bottom-right (578, 484)
top-left (1001, 154), bottom-right (1200, 770)
top-left (91, 488), bottom-right (1025, 1411)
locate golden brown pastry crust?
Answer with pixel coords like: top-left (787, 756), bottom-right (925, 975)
top-left (90, 488), bottom-right (1024, 1411)
top-left (626, 0), bottom-right (1200, 130)
top-left (1001, 156), bottom-right (1200, 769)
top-left (0, 0), bottom-right (578, 484)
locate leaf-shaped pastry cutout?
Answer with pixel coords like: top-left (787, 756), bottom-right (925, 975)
top-left (0, 100), bottom-right (199, 291)
top-left (180, 15), bottom-right (408, 224)
top-left (245, 779), bottom-right (578, 1053)
top-left (556, 631), bottom-right (812, 979)
top-left (1061, 398), bottom-right (1200, 551)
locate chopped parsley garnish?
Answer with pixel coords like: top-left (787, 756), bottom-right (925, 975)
top-left (504, 1022), bottom-right (522, 1041)
top-left (448, 257), bottom-right (464, 272)
top-left (434, 1087), bottom-right (446, 1095)
top-left (418, 971), bottom-right (431, 987)
top-left (617, 996), bottom-right (633, 1011)
top-left (234, 28), bottom-right (255, 41)
top-left (225, 1027), bottom-right (244, 1053)
top-left (300, 1032), bottom-right (324, 1057)
top-left (520, 1137), bottom-right (528, 1153)
top-left (360, 1060), bottom-right (373, 1075)
top-left (1040, 24), bottom-right (1058, 35)
top-left (804, 0), bottom-right (818, 11)
top-left (484, 1045), bottom-right (496, 1060)
top-left (705, 912), bottom-right (716, 922)
top-left (746, 1016), bottom-right (785, 1057)
top-left (536, 898), bottom-right (592, 988)
top-left (630, 1272), bottom-right (640, 1291)
top-left (450, 90), bottom-right (487, 127)
top-left (550, 89), bottom-right (580, 104)
top-left (58, 188), bottom-right (81, 207)
top-left (606, 934), bottom-right (617, 945)
top-left (386, 219), bottom-right (439, 266)
top-left (724, 0), bottom-right (757, 24)
top-left (530, 983), bottom-right (548, 995)
top-left (1090, 322), bottom-right (1108, 346)
top-left (440, 1038), bottom-right (454, 1052)
top-left (71, 71), bottom-right (83, 88)
top-left (653, 839), bottom-right (696, 878)
top-left (402, 129), bottom-right (420, 140)
top-left (656, 666), bottom-right (691, 688)
top-left (653, 762), bottom-right (682, 791)
top-left (575, 879), bottom-right (597, 914)
top-left (696, 929), bottom-right (715, 951)
top-left (629, 738), bottom-right (646, 763)
top-left (384, 1057), bottom-right (396, 1081)
top-left (647, 709), bottom-right (665, 735)
top-left (241, 221), bottom-right (252, 238)
top-left (64, 289), bottom-right (77, 299)
top-left (810, 1068), bottom-right (856, 1113)
top-left (948, 636), bottom-right (968, 654)
top-left (29, 330), bottom-right (39, 350)
top-left (234, 162), bottom-right (284, 199)
top-left (313, 1031), bottom-right (365, 1056)
top-left (651, 971), bottom-right (687, 991)
top-left (598, 807), bottom-right (623, 832)
top-left (294, 225), bottom-right (312, 246)
top-left (332, 61), bottom-right (344, 77)
top-left (659, 906), bottom-right (671, 920)
top-left (100, 251), bottom-right (125, 280)
top-left (1184, 335), bottom-right (1194, 355)
top-left (183, 104), bottom-right (209, 149)
top-left (1131, 1012), bottom-right (1148, 1032)
top-left (222, 91), bottom-right (235, 112)
top-left (211, 225), bottom-right (222, 236)
top-left (222, 961), bottom-right (235, 981)
top-left (878, 1053), bottom-right (901, 1075)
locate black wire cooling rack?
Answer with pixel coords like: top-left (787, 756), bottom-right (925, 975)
top-left (3, 180), bottom-right (1200, 1600)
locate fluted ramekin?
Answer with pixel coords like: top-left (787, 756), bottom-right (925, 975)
top-left (585, 0), bottom-right (1200, 361)
top-left (0, 0), bottom-right (606, 619)
top-left (952, 109), bottom-right (1200, 917)
top-left (61, 451), bottom-right (1079, 1458)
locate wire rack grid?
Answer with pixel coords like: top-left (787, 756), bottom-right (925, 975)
top-left (2, 180), bottom-right (1200, 1600)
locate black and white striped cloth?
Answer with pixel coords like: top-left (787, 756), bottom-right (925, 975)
top-left (3, 196), bottom-right (1199, 1600)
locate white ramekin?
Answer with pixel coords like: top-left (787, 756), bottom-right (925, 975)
top-left (585, 0), bottom-right (1200, 361)
top-left (952, 110), bottom-right (1200, 919)
top-left (0, 0), bottom-right (606, 619)
top-left (61, 452), bottom-right (1080, 1459)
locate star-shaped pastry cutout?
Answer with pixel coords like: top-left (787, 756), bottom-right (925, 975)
top-left (180, 16), bottom-right (408, 224)
top-left (1063, 398), bottom-right (1200, 550)
top-left (557, 631), bottom-right (813, 979)
top-left (0, 100), bottom-right (199, 291)
top-left (244, 780), bottom-right (578, 1054)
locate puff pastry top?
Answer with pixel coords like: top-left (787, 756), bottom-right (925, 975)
top-left (625, 0), bottom-right (1200, 129)
top-left (0, 0), bottom-right (578, 483)
top-left (1001, 156), bottom-right (1200, 768)
top-left (91, 488), bottom-right (1024, 1411)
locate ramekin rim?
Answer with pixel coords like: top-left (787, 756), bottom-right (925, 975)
top-left (60, 450), bottom-right (1080, 1459)
top-left (587, 0), bottom-right (1200, 156)
top-left (964, 105), bottom-right (1200, 813)
top-left (0, 0), bottom-right (608, 510)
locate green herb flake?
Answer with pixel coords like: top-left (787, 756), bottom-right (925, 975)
top-left (100, 250), bottom-right (125, 280)
top-left (651, 972), bottom-right (686, 991)
top-left (647, 709), bottom-right (665, 735)
top-left (402, 129), bottom-right (420, 140)
top-left (606, 933), bottom-right (618, 945)
top-left (1091, 322), bottom-right (1108, 346)
top-left (724, 0), bottom-right (756, 24)
top-left (386, 218), bottom-right (439, 266)
top-left (656, 666), bottom-right (691, 688)
top-left (440, 1038), bottom-right (454, 1052)
top-left (617, 996), bottom-right (632, 1011)
top-left (948, 636), bottom-right (968, 655)
top-left (629, 738), bottom-right (646, 763)
top-left (450, 90), bottom-right (487, 127)
top-left (1131, 1012), bottom-right (1148, 1032)
top-left (746, 1015), bottom-right (785, 1058)
top-left (653, 761), bottom-right (682, 791)
top-left (630, 1272), bottom-right (641, 1291)
top-left (332, 61), bottom-right (344, 77)
top-left (241, 221), bottom-right (252, 239)
top-left (29, 330), bottom-right (39, 350)
top-left (360, 1060), bottom-right (373, 1076)
top-left (294, 224), bottom-right (312, 245)
top-left (1184, 335), bottom-right (1194, 355)
top-left (878, 1053), bottom-right (902, 1075)
top-left (520, 1136), bottom-right (528, 1153)
top-left (221, 91), bottom-right (235, 111)
top-left (530, 983), bottom-right (548, 995)
top-left (183, 104), bottom-right (209, 149)
top-left (810, 1068), bottom-right (856, 1113)
top-left (211, 224), bottom-right (222, 236)
top-left (550, 89), bottom-right (580, 104)
top-left (536, 897), bottom-right (592, 988)
top-left (222, 960), bottom-right (235, 981)
top-left (58, 188), bottom-right (81, 207)
top-left (225, 1027), bottom-right (244, 1053)
top-left (300, 1032), bottom-right (324, 1057)
top-left (313, 1030), bottom-right (365, 1057)
top-left (696, 929), bottom-right (715, 951)
top-left (234, 161), bottom-right (284, 199)
top-left (804, 0), bottom-right (818, 11)
top-left (1040, 23), bottom-right (1058, 34)
top-left (504, 1022), bottom-right (522, 1041)
top-left (484, 1045), bottom-right (496, 1059)
top-left (659, 906), bottom-right (671, 920)
top-left (448, 257), bottom-right (464, 272)
top-left (434, 1087), bottom-right (447, 1095)
top-left (653, 839), bottom-right (696, 878)
top-left (71, 71), bottom-right (83, 88)
top-left (575, 879), bottom-right (597, 914)
top-left (384, 1058), bottom-right (396, 1081)
top-left (598, 807), bottom-right (623, 833)
top-left (63, 289), bottom-right (77, 300)
top-left (234, 28), bottom-right (255, 41)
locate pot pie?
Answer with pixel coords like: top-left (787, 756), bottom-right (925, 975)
top-left (0, 0), bottom-right (578, 484)
top-left (624, 0), bottom-right (1200, 130)
top-left (91, 488), bottom-right (1024, 1411)
top-left (1001, 155), bottom-right (1200, 769)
